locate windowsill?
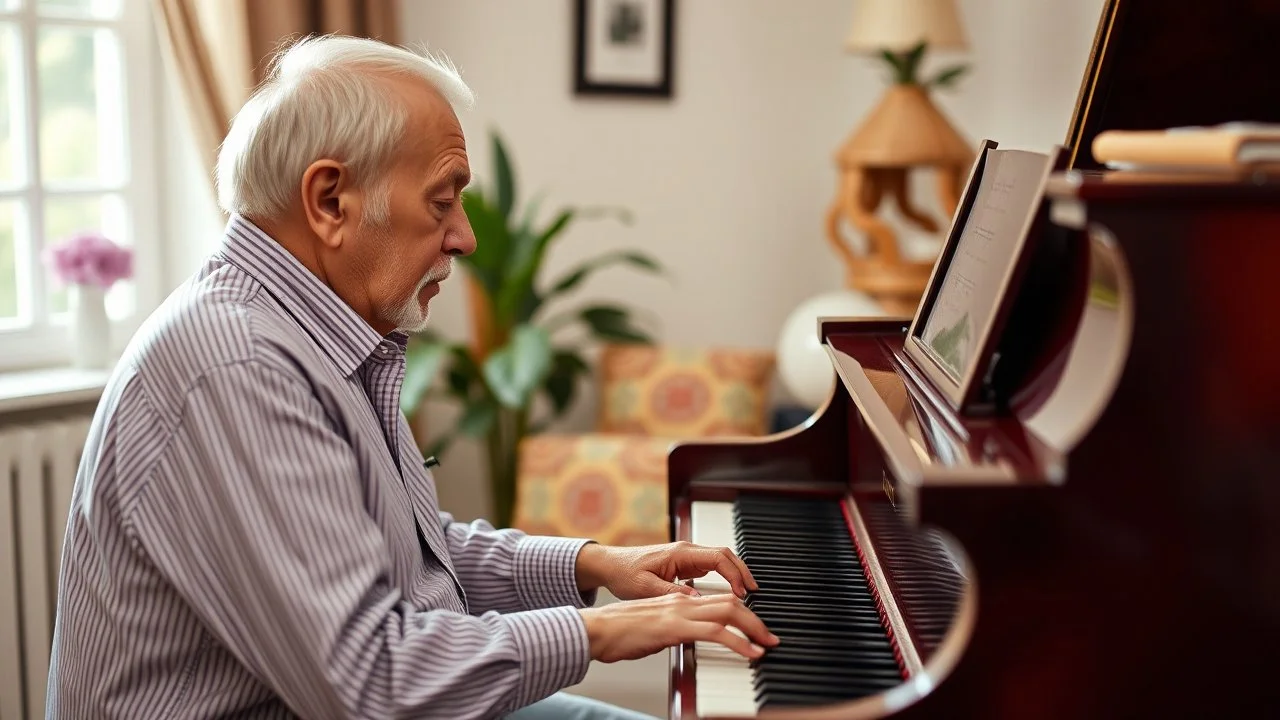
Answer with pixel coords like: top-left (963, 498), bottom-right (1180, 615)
top-left (0, 366), bottom-right (111, 415)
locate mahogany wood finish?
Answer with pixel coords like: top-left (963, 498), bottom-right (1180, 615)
top-left (1066, 0), bottom-right (1280, 170)
top-left (667, 174), bottom-right (1280, 719)
top-left (665, 0), bottom-right (1280, 715)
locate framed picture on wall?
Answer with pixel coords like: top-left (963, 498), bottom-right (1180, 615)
top-left (574, 0), bottom-right (675, 97)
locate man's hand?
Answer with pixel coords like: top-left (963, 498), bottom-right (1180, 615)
top-left (575, 541), bottom-right (758, 600)
top-left (578, 593), bottom-right (778, 663)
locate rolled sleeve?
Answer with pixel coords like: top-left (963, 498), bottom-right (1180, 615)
top-left (514, 536), bottom-right (598, 611)
top-left (501, 606), bottom-right (592, 708)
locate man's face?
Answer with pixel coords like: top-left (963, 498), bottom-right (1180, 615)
top-left (349, 78), bottom-right (476, 335)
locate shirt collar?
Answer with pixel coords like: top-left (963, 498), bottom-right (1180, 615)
top-left (218, 214), bottom-right (406, 377)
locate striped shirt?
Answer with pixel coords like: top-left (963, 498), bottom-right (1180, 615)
top-left (47, 215), bottom-right (595, 719)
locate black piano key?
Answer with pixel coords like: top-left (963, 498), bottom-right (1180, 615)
top-left (717, 492), bottom-right (969, 709)
top-left (755, 682), bottom-right (876, 703)
top-left (757, 686), bottom-right (839, 702)
top-left (762, 622), bottom-right (896, 638)
top-left (753, 665), bottom-right (905, 684)
top-left (756, 645), bottom-right (890, 662)
top-left (724, 493), bottom-right (908, 709)
top-left (764, 635), bottom-right (895, 652)
top-left (756, 677), bottom-right (898, 698)
top-left (857, 499), bottom-right (966, 656)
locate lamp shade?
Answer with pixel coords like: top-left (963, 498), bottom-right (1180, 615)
top-left (846, 0), bottom-right (968, 53)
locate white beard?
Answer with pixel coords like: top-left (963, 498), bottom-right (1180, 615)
top-left (387, 258), bottom-right (452, 334)
top-left (359, 212), bottom-right (451, 335)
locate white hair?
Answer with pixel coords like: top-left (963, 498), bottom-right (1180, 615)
top-left (215, 35), bottom-right (475, 222)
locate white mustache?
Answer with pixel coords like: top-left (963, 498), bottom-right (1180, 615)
top-left (422, 260), bottom-right (452, 286)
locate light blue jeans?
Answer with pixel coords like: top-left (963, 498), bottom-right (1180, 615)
top-left (505, 692), bottom-right (659, 720)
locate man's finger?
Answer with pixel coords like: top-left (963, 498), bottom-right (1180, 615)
top-left (687, 621), bottom-right (763, 660)
top-left (701, 548), bottom-right (749, 598)
top-left (639, 573), bottom-right (700, 598)
top-left (720, 546), bottom-right (758, 592)
top-left (692, 596), bottom-right (778, 649)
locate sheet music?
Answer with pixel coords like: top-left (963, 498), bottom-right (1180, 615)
top-left (922, 149), bottom-right (1050, 379)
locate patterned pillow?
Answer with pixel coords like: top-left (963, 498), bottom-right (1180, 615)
top-left (514, 434), bottom-right (672, 546)
top-left (597, 345), bottom-right (775, 437)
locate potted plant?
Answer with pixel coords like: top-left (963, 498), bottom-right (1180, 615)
top-left (401, 130), bottom-right (665, 528)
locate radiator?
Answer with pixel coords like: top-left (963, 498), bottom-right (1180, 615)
top-left (0, 416), bottom-right (91, 720)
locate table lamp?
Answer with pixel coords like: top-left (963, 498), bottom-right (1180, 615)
top-left (827, 0), bottom-right (973, 316)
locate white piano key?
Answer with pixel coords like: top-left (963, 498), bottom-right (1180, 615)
top-left (689, 501), bottom-right (738, 595)
top-left (689, 501), bottom-right (759, 718)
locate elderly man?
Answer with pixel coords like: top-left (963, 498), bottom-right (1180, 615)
top-left (46, 35), bottom-right (776, 720)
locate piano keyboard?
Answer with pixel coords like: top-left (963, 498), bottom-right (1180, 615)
top-left (688, 495), bottom-right (907, 717)
top-left (858, 500), bottom-right (966, 658)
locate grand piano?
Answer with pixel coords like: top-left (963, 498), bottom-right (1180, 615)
top-left (666, 0), bottom-right (1280, 717)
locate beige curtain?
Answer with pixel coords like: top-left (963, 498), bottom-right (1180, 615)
top-left (151, 0), bottom-right (399, 198)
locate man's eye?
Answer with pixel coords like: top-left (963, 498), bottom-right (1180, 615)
top-left (432, 200), bottom-right (453, 213)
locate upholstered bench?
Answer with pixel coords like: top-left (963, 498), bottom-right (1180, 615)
top-left (513, 344), bottom-right (775, 546)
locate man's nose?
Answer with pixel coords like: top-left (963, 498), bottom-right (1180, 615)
top-left (444, 219), bottom-right (476, 257)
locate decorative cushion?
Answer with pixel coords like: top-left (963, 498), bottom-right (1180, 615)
top-left (597, 345), bottom-right (775, 438)
top-left (513, 433), bottom-right (672, 546)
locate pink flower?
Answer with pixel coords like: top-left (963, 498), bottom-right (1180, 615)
top-left (43, 231), bottom-right (133, 290)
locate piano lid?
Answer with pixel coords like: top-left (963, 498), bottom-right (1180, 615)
top-left (1065, 0), bottom-right (1280, 170)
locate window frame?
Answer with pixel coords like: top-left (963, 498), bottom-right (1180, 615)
top-left (0, 0), bottom-right (161, 372)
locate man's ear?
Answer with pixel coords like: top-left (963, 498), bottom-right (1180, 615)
top-left (299, 159), bottom-right (350, 250)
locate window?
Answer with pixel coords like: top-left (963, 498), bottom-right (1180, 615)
top-left (0, 0), bottom-right (158, 371)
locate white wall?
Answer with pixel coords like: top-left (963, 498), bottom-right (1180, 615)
top-left (399, 0), bottom-right (1105, 520)
top-left (156, 0), bottom-right (1108, 521)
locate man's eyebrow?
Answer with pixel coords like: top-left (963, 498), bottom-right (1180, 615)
top-left (448, 168), bottom-right (471, 192)
top-left (428, 168), bottom-right (472, 194)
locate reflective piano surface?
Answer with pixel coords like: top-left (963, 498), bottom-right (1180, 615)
top-left (667, 170), bottom-right (1280, 717)
top-left (664, 0), bottom-right (1280, 714)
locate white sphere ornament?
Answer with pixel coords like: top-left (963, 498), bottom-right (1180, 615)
top-left (776, 290), bottom-right (887, 409)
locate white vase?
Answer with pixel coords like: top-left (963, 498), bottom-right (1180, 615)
top-left (70, 284), bottom-right (111, 369)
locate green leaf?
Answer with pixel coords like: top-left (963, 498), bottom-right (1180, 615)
top-left (580, 305), bottom-right (654, 344)
top-left (494, 210), bottom-right (572, 327)
top-left (903, 41), bottom-right (927, 83)
top-left (492, 131), bottom-right (516, 221)
top-left (928, 64), bottom-right (969, 89)
top-left (482, 324), bottom-right (554, 408)
top-left (540, 250), bottom-right (664, 310)
top-left (458, 398), bottom-right (498, 437)
top-left (461, 190), bottom-right (512, 296)
top-left (881, 41), bottom-right (929, 84)
top-left (880, 49), bottom-right (906, 78)
top-left (400, 339), bottom-right (451, 415)
top-left (542, 349), bottom-right (591, 416)
top-left (496, 205), bottom-right (634, 326)
top-left (518, 189), bottom-right (549, 236)
top-left (446, 345), bottom-right (482, 397)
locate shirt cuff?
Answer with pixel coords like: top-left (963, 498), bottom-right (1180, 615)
top-left (502, 606), bottom-right (592, 709)
top-left (513, 535), bottom-right (598, 610)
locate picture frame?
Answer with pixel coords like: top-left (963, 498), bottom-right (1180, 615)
top-left (574, 0), bottom-right (675, 97)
